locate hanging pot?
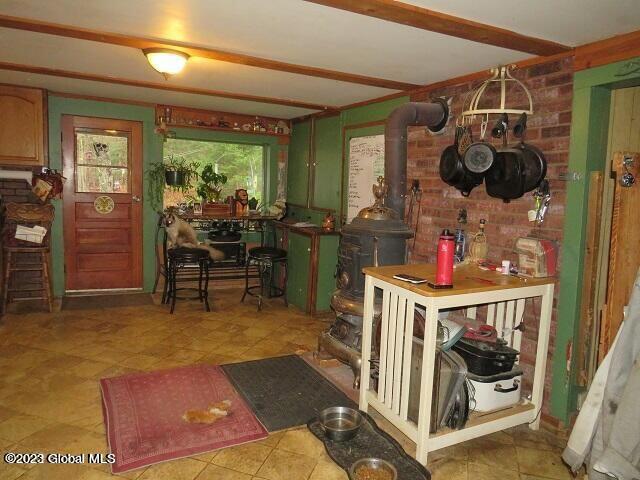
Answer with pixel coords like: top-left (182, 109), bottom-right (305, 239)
top-left (463, 141), bottom-right (496, 174)
top-left (165, 170), bottom-right (186, 186)
top-left (485, 148), bottom-right (526, 201)
top-left (515, 143), bottom-right (547, 192)
top-left (463, 115), bottom-right (497, 174)
top-left (439, 127), bottom-right (482, 197)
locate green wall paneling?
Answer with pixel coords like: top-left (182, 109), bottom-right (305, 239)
top-left (315, 235), bottom-right (340, 312)
top-left (286, 231), bottom-right (311, 310)
top-left (311, 115), bottom-right (342, 211)
top-left (48, 95), bottom-right (283, 296)
top-left (340, 96), bottom-right (409, 128)
top-left (549, 57), bottom-right (640, 423)
top-left (287, 120), bottom-right (311, 206)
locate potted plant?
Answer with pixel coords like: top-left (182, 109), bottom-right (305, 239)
top-left (196, 165), bottom-right (228, 204)
top-left (164, 154), bottom-right (199, 187)
top-left (146, 155), bottom-right (199, 211)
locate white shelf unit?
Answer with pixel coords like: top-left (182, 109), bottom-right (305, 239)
top-left (359, 272), bottom-right (554, 465)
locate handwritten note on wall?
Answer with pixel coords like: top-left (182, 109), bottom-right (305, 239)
top-left (347, 134), bottom-right (385, 223)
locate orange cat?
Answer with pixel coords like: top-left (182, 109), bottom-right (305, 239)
top-left (183, 400), bottom-right (232, 424)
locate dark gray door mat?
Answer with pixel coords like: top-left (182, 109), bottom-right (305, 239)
top-left (62, 293), bottom-right (154, 310)
top-left (221, 354), bottom-right (357, 432)
top-left (308, 411), bottom-right (431, 480)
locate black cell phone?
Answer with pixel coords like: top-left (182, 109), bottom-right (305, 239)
top-left (393, 274), bottom-right (429, 284)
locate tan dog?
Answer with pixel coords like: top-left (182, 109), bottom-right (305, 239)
top-left (163, 212), bottom-right (225, 261)
top-left (183, 400), bottom-right (232, 424)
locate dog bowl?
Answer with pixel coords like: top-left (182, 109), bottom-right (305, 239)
top-left (318, 406), bottom-right (363, 442)
top-left (349, 458), bottom-right (398, 480)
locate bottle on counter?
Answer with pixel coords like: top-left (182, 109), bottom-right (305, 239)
top-left (435, 229), bottom-right (455, 286)
top-left (469, 219), bottom-right (488, 264)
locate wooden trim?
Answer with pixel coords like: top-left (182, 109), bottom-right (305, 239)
top-left (0, 14), bottom-right (418, 91)
top-left (286, 202), bottom-right (336, 213)
top-left (304, 0), bottom-right (570, 56)
top-left (574, 29), bottom-right (640, 71)
top-left (576, 172), bottom-right (604, 386)
top-left (0, 61), bottom-right (332, 111)
top-left (50, 91), bottom-right (157, 108)
top-left (292, 109), bottom-right (341, 124)
top-left (410, 50), bottom-right (575, 98)
top-left (338, 91), bottom-right (409, 112)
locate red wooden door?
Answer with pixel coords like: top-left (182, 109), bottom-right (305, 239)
top-left (62, 115), bottom-right (143, 291)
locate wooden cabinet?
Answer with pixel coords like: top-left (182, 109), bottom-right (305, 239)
top-left (287, 120), bottom-right (311, 206)
top-left (0, 85), bottom-right (46, 166)
top-left (274, 221), bottom-right (340, 315)
top-left (287, 115), bottom-right (341, 212)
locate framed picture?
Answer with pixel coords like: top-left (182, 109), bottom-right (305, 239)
top-left (193, 202), bottom-right (203, 215)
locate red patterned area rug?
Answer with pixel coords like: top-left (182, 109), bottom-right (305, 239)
top-left (100, 364), bottom-right (268, 473)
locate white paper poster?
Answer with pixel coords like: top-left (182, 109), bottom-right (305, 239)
top-left (347, 135), bottom-right (385, 222)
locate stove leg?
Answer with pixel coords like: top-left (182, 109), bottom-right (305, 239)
top-left (349, 357), bottom-right (362, 390)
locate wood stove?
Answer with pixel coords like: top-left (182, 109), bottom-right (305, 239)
top-left (317, 100), bottom-right (449, 388)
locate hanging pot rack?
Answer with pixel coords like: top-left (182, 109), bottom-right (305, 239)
top-left (460, 65), bottom-right (533, 127)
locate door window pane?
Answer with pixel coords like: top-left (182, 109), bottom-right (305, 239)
top-left (76, 131), bottom-right (129, 193)
top-left (76, 166), bottom-right (129, 193)
top-left (76, 133), bottom-right (128, 166)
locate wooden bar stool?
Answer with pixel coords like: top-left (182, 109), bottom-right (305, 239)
top-left (1, 203), bottom-right (55, 314)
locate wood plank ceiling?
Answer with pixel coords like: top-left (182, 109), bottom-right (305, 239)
top-left (0, 0), bottom-right (638, 118)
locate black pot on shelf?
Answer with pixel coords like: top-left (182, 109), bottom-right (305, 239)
top-left (165, 170), bottom-right (186, 186)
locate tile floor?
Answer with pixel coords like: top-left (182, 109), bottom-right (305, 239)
top-left (0, 291), bottom-right (576, 480)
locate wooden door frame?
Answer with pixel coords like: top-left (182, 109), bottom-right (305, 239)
top-left (61, 114), bottom-right (144, 291)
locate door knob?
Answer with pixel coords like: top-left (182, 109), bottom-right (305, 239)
top-left (132, 195), bottom-right (141, 202)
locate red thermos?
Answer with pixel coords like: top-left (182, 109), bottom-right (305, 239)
top-left (436, 229), bottom-right (455, 286)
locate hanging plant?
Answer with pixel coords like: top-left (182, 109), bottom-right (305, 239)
top-left (146, 154), bottom-right (199, 211)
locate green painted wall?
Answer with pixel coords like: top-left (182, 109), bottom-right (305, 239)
top-left (549, 57), bottom-right (640, 422)
top-left (48, 95), bottom-right (283, 296)
top-left (341, 96), bottom-right (409, 127)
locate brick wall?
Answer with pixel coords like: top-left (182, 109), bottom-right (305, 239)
top-left (0, 168), bottom-right (38, 204)
top-left (407, 57), bottom-right (574, 424)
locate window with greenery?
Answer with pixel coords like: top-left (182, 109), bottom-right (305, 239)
top-left (162, 138), bottom-right (264, 207)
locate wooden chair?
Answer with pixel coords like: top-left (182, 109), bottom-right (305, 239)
top-left (1, 203), bottom-right (55, 314)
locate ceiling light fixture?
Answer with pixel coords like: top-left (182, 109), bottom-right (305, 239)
top-left (143, 48), bottom-right (189, 78)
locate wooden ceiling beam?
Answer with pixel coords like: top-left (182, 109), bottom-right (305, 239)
top-left (0, 14), bottom-right (419, 91)
top-left (304, 0), bottom-right (571, 56)
top-left (574, 29), bottom-right (640, 71)
top-left (0, 61), bottom-right (336, 111)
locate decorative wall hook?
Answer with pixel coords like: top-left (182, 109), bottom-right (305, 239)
top-left (615, 60), bottom-right (640, 77)
top-left (620, 155), bottom-right (636, 187)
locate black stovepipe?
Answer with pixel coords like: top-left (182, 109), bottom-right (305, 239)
top-left (384, 100), bottom-right (449, 220)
